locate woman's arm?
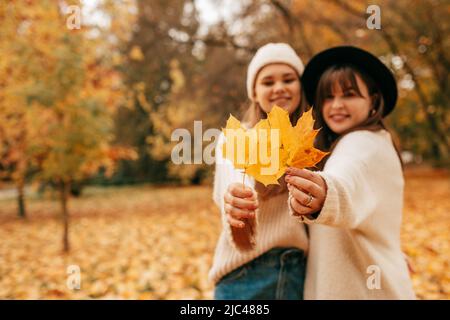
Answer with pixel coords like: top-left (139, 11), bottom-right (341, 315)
top-left (286, 131), bottom-right (383, 229)
top-left (213, 133), bottom-right (258, 251)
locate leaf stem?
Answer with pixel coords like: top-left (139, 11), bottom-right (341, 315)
top-left (243, 158), bottom-right (248, 189)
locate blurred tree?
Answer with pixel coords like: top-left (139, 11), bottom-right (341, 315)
top-left (0, 0), bottom-right (137, 251)
top-left (112, 0), bottom-right (212, 183)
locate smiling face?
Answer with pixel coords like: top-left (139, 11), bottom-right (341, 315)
top-left (253, 63), bottom-right (301, 115)
top-left (321, 71), bottom-right (373, 134)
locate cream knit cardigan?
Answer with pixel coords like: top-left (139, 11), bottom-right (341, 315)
top-left (290, 130), bottom-right (416, 299)
top-left (208, 133), bottom-right (309, 285)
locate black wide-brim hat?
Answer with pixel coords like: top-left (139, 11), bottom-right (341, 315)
top-left (301, 46), bottom-right (398, 117)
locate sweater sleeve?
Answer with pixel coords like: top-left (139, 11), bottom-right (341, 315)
top-left (213, 132), bottom-right (257, 251)
top-left (296, 131), bottom-right (383, 229)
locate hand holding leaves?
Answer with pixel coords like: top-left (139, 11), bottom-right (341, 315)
top-left (286, 167), bottom-right (327, 216)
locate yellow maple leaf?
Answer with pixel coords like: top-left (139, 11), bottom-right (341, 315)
top-left (267, 105), bottom-right (295, 154)
top-left (222, 106), bottom-right (328, 187)
top-left (221, 115), bottom-right (257, 171)
top-left (266, 106), bottom-right (328, 170)
top-left (287, 108), bottom-right (329, 169)
top-left (245, 118), bottom-right (287, 186)
top-left (222, 115), bottom-right (283, 186)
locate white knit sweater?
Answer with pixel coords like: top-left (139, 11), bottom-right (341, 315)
top-left (289, 130), bottom-right (416, 299)
top-left (208, 133), bottom-right (309, 285)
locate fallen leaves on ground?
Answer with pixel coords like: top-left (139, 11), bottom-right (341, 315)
top-left (0, 186), bottom-right (220, 299)
top-left (0, 168), bottom-right (448, 299)
top-left (401, 168), bottom-right (450, 299)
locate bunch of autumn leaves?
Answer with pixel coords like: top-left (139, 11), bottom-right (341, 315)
top-left (222, 106), bottom-right (329, 186)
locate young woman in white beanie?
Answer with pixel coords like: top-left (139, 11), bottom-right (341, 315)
top-left (209, 43), bottom-right (310, 299)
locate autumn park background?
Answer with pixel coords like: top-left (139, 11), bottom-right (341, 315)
top-left (0, 0), bottom-right (448, 300)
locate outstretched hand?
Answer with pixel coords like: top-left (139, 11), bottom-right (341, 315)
top-left (285, 167), bottom-right (327, 216)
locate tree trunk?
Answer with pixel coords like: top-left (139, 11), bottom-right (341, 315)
top-left (60, 180), bottom-right (70, 253)
top-left (17, 180), bottom-right (26, 218)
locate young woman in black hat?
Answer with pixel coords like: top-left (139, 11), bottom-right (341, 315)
top-left (284, 46), bottom-right (416, 299)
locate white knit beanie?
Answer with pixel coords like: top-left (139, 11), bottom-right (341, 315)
top-left (246, 43), bottom-right (304, 101)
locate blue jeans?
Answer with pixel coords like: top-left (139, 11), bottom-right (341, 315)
top-left (214, 247), bottom-right (306, 300)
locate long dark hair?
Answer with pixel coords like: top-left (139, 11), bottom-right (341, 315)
top-left (313, 64), bottom-right (403, 170)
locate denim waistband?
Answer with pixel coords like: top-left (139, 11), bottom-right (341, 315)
top-left (215, 247), bottom-right (307, 300)
top-left (249, 247), bottom-right (306, 267)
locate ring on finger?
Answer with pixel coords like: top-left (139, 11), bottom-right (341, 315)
top-left (304, 193), bottom-right (314, 208)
